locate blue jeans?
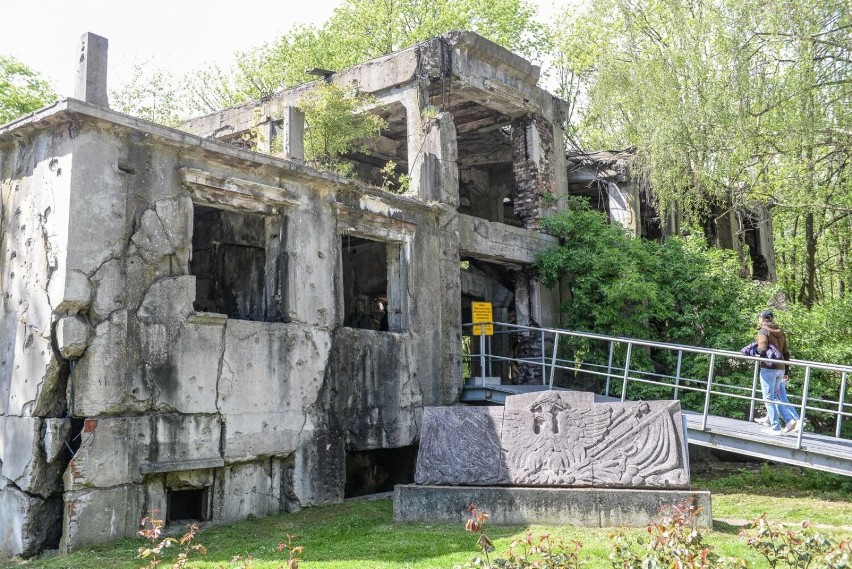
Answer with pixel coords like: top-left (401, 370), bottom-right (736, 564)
top-left (760, 367), bottom-right (785, 430)
top-left (777, 379), bottom-right (800, 424)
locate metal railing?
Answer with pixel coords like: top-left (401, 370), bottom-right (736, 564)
top-left (463, 322), bottom-right (852, 449)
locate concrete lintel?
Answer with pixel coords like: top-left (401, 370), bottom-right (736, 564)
top-left (394, 485), bottom-right (712, 528)
top-left (140, 457), bottom-right (225, 474)
top-left (179, 167), bottom-right (303, 214)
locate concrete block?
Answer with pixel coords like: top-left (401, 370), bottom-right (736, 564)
top-left (56, 316), bottom-right (93, 359)
top-left (43, 418), bottom-right (71, 464)
top-left (155, 195), bottom-right (193, 250)
top-left (61, 485), bottom-right (143, 552)
top-left (4, 319), bottom-right (64, 417)
top-left (0, 416), bottom-right (65, 498)
top-left (152, 321), bottom-right (223, 414)
top-left (149, 413), bottom-right (222, 467)
top-left (290, 430), bottom-right (345, 508)
top-left (218, 321), bottom-right (329, 417)
top-left (0, 486), bottom-right (62, 558)
top-left (90, 259), bottom-right (125, 322)
top-left (65, 416), bottom-right (152, 489)
top-left (221, 411), bottom-right (303, 460)
top-left (138, 276), bottom-right (196, 328)
top-left (131, 209), bottom-right (175, 264)
top-left (213, 461), bottom-right (284, 522)
top-left (393, 485), bottom-right (713, 528)
top-left (71, 310), bottom-right (150, 416)
top-left (52, 269), bottom-right (92, 314)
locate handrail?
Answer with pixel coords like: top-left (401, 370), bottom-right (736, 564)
top-left (461, 321), bottom-right (852, 448)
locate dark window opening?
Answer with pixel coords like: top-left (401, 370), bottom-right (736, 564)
top-left (191, 205), bottom-right (286, 321)
top-left (344, 446), bottom-right (418, 498)
top-left (167, 488), bottom-right (208, 522)
top-left (341, 235), bottom-right (403, 331)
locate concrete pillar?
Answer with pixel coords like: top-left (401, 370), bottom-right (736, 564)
top-left (511, 114), bottom-right (556, 230)
top-left (403, 90), bottom-right (459, 205)
top-left (281, 106), bottom-right (305, 162)
top-left (756, 204), bottom-right (777, 281)
top-left (608, 180), bottom-right (641, 236)
top-left (74, 32), bottom-right (109, 108)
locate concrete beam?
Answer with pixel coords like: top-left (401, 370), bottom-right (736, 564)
top-left (458, 214), bottom-right (557, 265)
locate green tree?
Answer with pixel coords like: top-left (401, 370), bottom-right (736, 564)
top-left (110, 63), bottom-right (187, 126)
top-left (0, 55), bottom-right (57, 124)
top-left (554, 0), bottom-right (852, 306)
top-left (299, 82), bottom-right (387, 175)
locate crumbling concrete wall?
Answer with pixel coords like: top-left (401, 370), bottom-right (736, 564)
top-left (1, 101), bottom-right (453, 555)
top-left (1, 123), bottom-right (76, 557)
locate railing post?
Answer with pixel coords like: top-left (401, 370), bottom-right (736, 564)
top-left (836, 372), bottom-right (848, 438)
top-left (796, 366), bottom-right (812, 449)
top-left (548, 333), bottom-right (560, 390)
top-left (479, 324), bottom-right (486, 387)
top-left (701, 354), bottom-right (716, 431)
top-left (540, 329), bottom-right (547, 386)
top-left (749, 362), bottom-right (760, 421)
top-left (672, 350), bottom-right (683, 399)
top-left (620, 342), bottom-right (633, 402)
top-left (605, 341), bottom-right (615, 397)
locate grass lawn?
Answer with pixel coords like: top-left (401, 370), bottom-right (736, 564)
top-left (5, 465), bottom-right (851, 569)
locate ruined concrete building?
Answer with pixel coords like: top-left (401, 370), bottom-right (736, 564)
top-left (565, 149), bottom-right (778, 280)
top-left (0, 31), bottom-right (570, 556)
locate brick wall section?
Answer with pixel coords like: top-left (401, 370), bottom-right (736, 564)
top-left (512, 114), bottom-right (556, 231)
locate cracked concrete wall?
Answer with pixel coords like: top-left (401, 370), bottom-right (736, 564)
top-left (2, 104), bottom-right (453, 555)
top-left (1, 125), bottom-right (75, 557)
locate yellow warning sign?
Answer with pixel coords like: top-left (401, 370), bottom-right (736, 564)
top-left (471, 302), bottom-right (494, 336)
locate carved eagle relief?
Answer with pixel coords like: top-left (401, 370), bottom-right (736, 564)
top-left (414, 390), bottom-right (690, 488)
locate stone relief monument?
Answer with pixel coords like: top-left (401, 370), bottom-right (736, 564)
top-left (396, 391), bottom-right (709, 528)
top-left (416, 391), bottom-right (690, 488)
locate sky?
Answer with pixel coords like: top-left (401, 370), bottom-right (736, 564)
top-left (1, 0), bottom-right (560, 97)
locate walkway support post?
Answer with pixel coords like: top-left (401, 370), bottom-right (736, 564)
top-left (749, 362), bottom-right (760, 421)
top-left (480, 324), bottom-right (486, 387)
top-left (605, 341), bottom-right (615, 397)
top-left (620, 342), bottom-right (633, 402)
top-left (548, 333), bottom-right (560, 390)
top-left (796, 366), bottom-right (812, 449)
top-left (701, 354), bottom-right (717, 431)
top-left (672, 350), bottom-right (683, 399)
top-left (837, 372), bottom-right (848, 438)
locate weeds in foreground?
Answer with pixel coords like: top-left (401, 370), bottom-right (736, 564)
top-left (458, 501), bottom-right (586, 568)
top-left (137, 512), bottom-right (206, 568)
top-left (739, 514), bottom-right (850, 568)
top-left (137, 512), bottom-right (301, 569)
top-left (458, 500), bottom-right (852, 569)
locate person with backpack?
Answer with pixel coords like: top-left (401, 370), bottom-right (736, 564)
top-left (749, 310), bottom-right (802, 435)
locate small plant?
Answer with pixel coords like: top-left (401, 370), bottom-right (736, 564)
top-left (504, 530), bottom-right (586, 568)
top-left (740, 514), bottom-right (835, 568)
top-left (463, 502), bottom-right (495, 567)
top-left (137, 511), bottom-right (207, 568)
top-left (459, 503), bottom-right (587, 568)
top-left (609, 501), bottom-right (740, 568)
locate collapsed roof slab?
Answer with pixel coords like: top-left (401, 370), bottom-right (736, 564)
top-left (182, 31), bottom-right (569, 144)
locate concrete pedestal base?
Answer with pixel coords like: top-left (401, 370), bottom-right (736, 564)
top-left (393, 485), bottom-right (712, 528)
